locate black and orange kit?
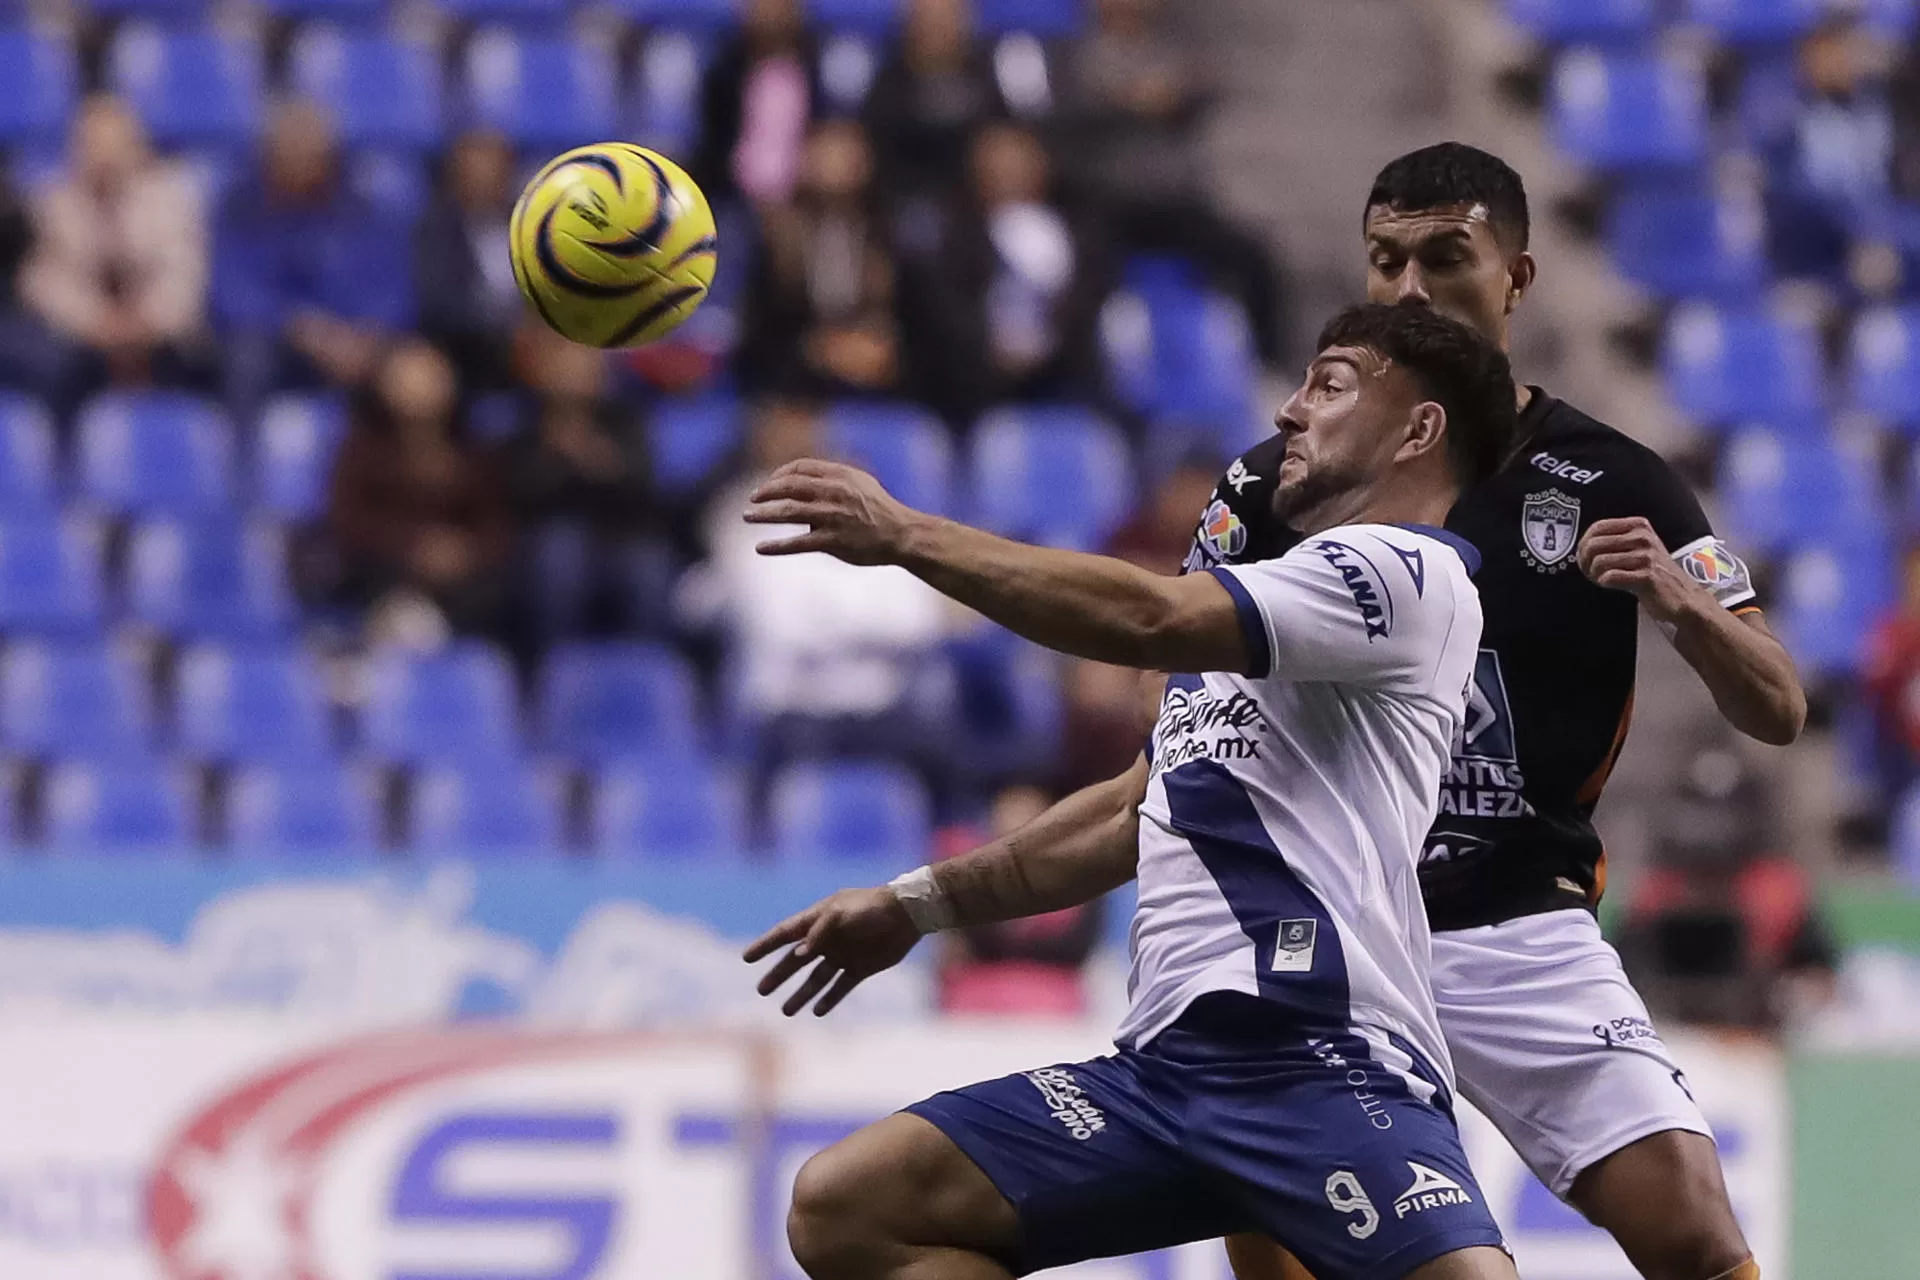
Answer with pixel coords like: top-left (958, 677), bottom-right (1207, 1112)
top-left (1184, 387), bottom-right (1760, 932)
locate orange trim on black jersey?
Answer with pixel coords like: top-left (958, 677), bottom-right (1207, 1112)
top-left (1732, 605), bottom-right (1764, 617)
top-left (1575, 686), bottom-right (1636, 807)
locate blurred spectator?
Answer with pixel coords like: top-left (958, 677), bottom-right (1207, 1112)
top-left (935, 784), bottom-right (1103, 1014)
top-left (743, 120), bottom-right (908, 400)
top-left (0, 162), bottom-right (84, 410)
top-left (865, 0), bottom-right (1009, 201)
top-left (677, 398), bottom-right (953, 828)
top-left (1103, 455), bottom-right (1220, 573)
top-left (693, 0), bottom-right (823, 210)
top-left (328, 341), bottom-right (511, 645)
top-left (501, 326), bottom-right (660, 647)
top-left (21, 96), bottom-right (208, 399)
top-left (1057, 0), bottom-right (1287, 366)
top-left (214, 102), bottom-right (413, 423)
top-left (1864, 546), bottom-right (1920, 809)
top-left (416, 130), bottom-right (522, 390)
top-left (1053, 658), bottom-right (1154, 795)
top-left (904, 123), bottom-right (1112, 424)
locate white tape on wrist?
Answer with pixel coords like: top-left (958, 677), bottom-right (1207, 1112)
top-left (888, 865), bottom-right (958, 934)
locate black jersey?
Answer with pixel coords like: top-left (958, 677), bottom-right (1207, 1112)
top-left (1182, 388), bottom-right (1760, 932)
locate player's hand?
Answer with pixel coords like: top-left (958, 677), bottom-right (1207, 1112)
top-left (742, 886), bottom-right (923, 1017)
top-left (1576, 516), bottom-right (1701, 623)
top-left (744, 459), bottom-right (921, 565)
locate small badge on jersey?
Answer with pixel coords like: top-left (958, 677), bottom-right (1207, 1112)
top-left (1272, 919), bottom-right (1318, 973)
top-left (1198, 498), bottom-right (1248, 562)
top-left (1671, 535), bottom-right (1757, 609)
top-left (1520, 488), bottom-right (1581, 572)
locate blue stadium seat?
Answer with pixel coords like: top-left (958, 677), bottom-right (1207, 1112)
top-left (0, 29), bottom-right (77, 148)
top-left (1106, 260), bottom-right (1259, 458)
top-left (825, 403), bottom-right (955, 515)
top-left (127, 520), bottom-right (293, 640)
top-left (628, 28), bottom-right (717, 151)
top-left (770, 760), bottom-right (931, 862)
top-left (1606, 186), bottom-right (1768, 301)
top-left (1716, 426), bottom-right (1883, 553)
top-left (1504, 0), bottom-right (1657, 45)
top-left (651, 395), bottom-right (744, 493)
top-left (969, 407), bottom-right (1134, 550)
top-left (0, 517), bottom-right (105, 634)
top-left (539, 641), bottom-right (699, 764)
top-left (1772, 533), bottom-right (1896, 678)
top-left (412, 762), bottom-right (562, 856)
top-left (107, 27), bottom-right (263, 150)
top-left (1849, 306), bottom-right (1920, 431)
top-left (228, 763), bottom-right (378, 855)
top-left (592, 757), bottom-right (746, 858)
top-left (1862, 0), bottom-right (1917, 38)
top-left (1684, 0), bottom-right (1823, 45)
top-left (42, 761), bottom-right (194, 853)
top-left (1, 640), bottom-right (154, 760)
top-left (617, 0), bottom-right (740, 29)
top-left (1661, 304), bottom-right (1825, 426)
top-left (289, 29), bottom-right (443, 152)
top-left (76, 393), bottom-right (235, 518)
top-left (258, 0), bottom-right (387, 22)
top-left (976, 0), bottom-right (1082, 37)
top-left (176, 644), bottom-right (333, 763)
top-left (441, 0), bottom-right (568, 27)
top-left (1551, 50), bottom-right (1707, 173)
top-left (256, 394), bottom-right (348, 523)
top-left (810, 0), bottom-right (899, 34)
top-left (87, 0), bottom-right (212, 21)
top-left (364, 643), bottom-right (521, 765)
top-left (0, 394), bottom-right (59, 512)
top-left (464, 30), bottom-right (616, 150)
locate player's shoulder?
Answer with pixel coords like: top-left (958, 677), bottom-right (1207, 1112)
top-left (1517, 390), bottom-right (1687, 492)
top-left (1295, 523), bottom-right (1478, 618)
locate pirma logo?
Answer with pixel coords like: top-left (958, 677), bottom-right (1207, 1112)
top-left (1024, 1068), bottom-right (1106, 1141)
top-left (1393, 1162), bottom-right (1472, 1219)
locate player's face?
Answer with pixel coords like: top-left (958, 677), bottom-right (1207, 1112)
top-left (1271, 346), bottom-right (1421, 528)
top-left (1363, 203), bottom-right (1531, 352)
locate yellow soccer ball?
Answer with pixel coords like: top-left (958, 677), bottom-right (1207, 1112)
top-left (508, 143), bottom-right (718, 348)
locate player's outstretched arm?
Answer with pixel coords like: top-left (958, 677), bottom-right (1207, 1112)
top-left (743, 754), bottom-right (1150, 1017)
top-left (1577, 517), bottom-right (1807, 745)
top-left (745, 460), bottom-right (1252, 674)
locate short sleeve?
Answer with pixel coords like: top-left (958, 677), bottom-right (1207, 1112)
top-left (1615, 450), bottom-right (1759, 612)
top-left (1211, 529), bottom-right (1475, 689)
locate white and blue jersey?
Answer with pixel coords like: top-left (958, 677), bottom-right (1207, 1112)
top-left (1120, 523), bottom-right (1483, 1087)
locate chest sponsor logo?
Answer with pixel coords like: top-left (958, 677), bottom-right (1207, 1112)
top-left (1225, 457), bottom-right (1257, 494)
top-left (1529, 450), bottom-right (1605, 485)
top-left (1672, 535), bottom-right (1755, 608)
top-left (1436, 649), bottom-right (1532, 824)
top-left (1394, 1162), bottom-right (1474, 1219)
top-left (1153, 677), bottom-right (1267, 770)
top-left (1271, 918), bottom-right (1317, 973)
top-left (1024, 1067), bottom-right (1106, 1140)
top-left (1310, 539), bottom-right (1393, 639)
top-left (1520, 488), bottom-right (1581, 572)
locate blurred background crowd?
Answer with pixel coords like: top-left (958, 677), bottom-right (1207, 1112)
top-left (5, 0), bottom-right (1920, 1023)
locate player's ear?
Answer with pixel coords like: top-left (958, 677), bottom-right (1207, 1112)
top-left (1506, 252), bottom-right (1537, 314)
top-left (1396, 402), bottom-right (1447, 465)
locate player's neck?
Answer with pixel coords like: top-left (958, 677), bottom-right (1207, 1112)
top-left (1294, 478), bottom-right (1456, 537)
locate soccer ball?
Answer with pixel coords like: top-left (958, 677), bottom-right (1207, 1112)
top-left (508, 143), bottom-right (718, 349)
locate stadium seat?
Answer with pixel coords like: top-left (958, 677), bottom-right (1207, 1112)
top-left (810, 0), bottom-right (900, 34)
top-left (289, 29), bottom-right (443, 152)
top-left (651, 395), bottom-right (743, 493)
top-left (0, 28), bottom-right (77, 148)
top-left (1661, 304), bottom-right (1825, 427)
top-left (1862, 0), bottom-right (1917, 38)
top-left (256, 394), bottom-right (348, 523)
top-left (1716, 426), bottom-right (1883, 552)
top-left (411, 762), bottom-right (562, 856)
top-left (975, 0), bottom-right (1082, 37)
top-left (126, 520), bottom-right (293, 640)
top-left (0, 394), bottom-right (59, 512)
top-left (592, 757), bottom-right (746, 858)
top-left (1504, 0), bottom-right (1657, 46)
top-left (176, 645), bottom-right (333, 764)
top-left (257, 0), bottom-right (387, 22)
top-left (1684, 0), bottom-right (1824, 46)
top-left (628, 28), bottom-right (716, 151)
top-left (539, 642), bottom-right (699, 764)
top-left (42, 761), bottom-right (194, 853)
top-left (1106, 260), bottom-right (1260, 460)
top-left (1, 639), bottom-right (154, 759)
top-left (76, 393), bottom-right (235, 518)
top-left (0, 517), bottom-right (105, 634)
top-left (616, 0), bottom-right (740, 29)
top-left (441, 0), bottom-right (568, 27)
top-left (825, 403), bottom-right (955, 516)
top-left (1551, 50), bottom-right (1707, 173)
top-left (363, 643), bottom-right (521, 765)
top-left (228, 762), bottom-right (378, 855)
top-left (1849, 306), bottom-right (1920, 431)
top-left (770, 760), bottom-right (931, 863)
top-left (969, 407), bottom-right (1134, 550)
top-left (1771, 533), bottom-right (1896, 678)
top-left (464, 30), bottom-right (616, 150)
top-left (1606, 186), bottom-right (1768, 301)
top-left (107, 26), bottom-right (263, 150)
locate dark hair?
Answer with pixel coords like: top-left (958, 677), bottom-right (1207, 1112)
top-left (1364, 142), bottom-right (1530, 253)
top-left (1316, 301), bottom-right (1518, 487)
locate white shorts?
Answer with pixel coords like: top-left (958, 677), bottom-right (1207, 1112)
top-left (1431, 907), bottom-right (1713, 1199)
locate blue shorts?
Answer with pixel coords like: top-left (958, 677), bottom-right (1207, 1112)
top-left (905, 994), bottom-right (1506, 1280)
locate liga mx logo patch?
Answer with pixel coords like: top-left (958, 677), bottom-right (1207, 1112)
top-left (1521, 488), bottom-right (1580, 572)
top-left (1272, 918), bottom-right (1317, 973)
top-left (1198, 499), bottom-right (1247, 562)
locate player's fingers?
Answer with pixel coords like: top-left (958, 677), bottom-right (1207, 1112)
top-left (1575, 532), bottom-right (1649, 565)
top-left (782, 960), bottom-right (839, 1017)
top-left (742, 498), bottom-right (829, 525)
top-left (755, 532), bottom-right (838, 556)
top-left (755, 946), bottom-right (813, 996)
top-left (742, 910), bottom-right (813, 962)
top-left (1581, 516), bottom-right (1651, 540)
top-left (1583, 552), bottom-right (1651, 581)
top-left (813, 968), bottom-right (867, 1017)
top-left (746, 474), bottom-right (826, 505)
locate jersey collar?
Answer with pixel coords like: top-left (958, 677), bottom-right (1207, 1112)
top-left (1390, 524), bottom-right (1483, 576)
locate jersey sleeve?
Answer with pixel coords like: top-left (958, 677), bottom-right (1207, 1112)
top-left (1180, 436), bottom-right (1296, 575)
top-left (1209, 529), bottom-right (1475, 690)
top-left (1617, 450), bottom-right (1760, 612)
